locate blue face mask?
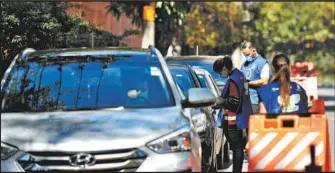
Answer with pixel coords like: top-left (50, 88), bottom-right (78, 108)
top-left (221, 74), bottom-right (228, 78)
top-left (246, 55), bottom-right (253, 61)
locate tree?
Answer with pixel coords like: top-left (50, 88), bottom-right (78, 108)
top-left (245, 2), bottom-right (335, 84)
top-left (248, 2), bottom-right (334, 54)
top-left (183, 2), bottom-right (246, 55)
top-left (107, 1), bottom-right (193, 55)
top-left (0, 1), bottom-right (140, 77)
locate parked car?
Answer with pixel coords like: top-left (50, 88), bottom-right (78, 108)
top-left (1, 47), bottom-right (217, 172)
top-left (165, 55), bottom-right (227, 91)
top-left (193, 68), bottom-right (221, 97)
top-left (168, 63), bottom-right (218, 172)
top-left (193, 68), bottom-right (231, 170)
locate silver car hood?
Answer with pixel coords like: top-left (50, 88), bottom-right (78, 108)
top-left (1, 107), bottom-right (185, 152)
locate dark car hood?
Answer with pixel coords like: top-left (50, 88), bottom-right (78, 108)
top-left (1, 107), bottom-right (185, 152)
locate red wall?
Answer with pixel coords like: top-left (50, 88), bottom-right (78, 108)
top-left (66, 2), bottom-right (142, 48)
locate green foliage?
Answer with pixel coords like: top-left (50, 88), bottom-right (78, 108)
top-left (0, 1), bottom-right (140, 77)
top-left (244, 2), bottom-right (335, 82)
top-left (183, 2), bottom-right (246, 55)
top-left (155, 2), bottom-right (192, 54)
top-left (107, 1), bottom-right (193, 54)
top-left (249, 2), bottom-right (335, 54)
top-left (107, 2), bottom-right (150, 27)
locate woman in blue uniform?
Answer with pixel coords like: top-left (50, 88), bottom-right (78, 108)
top-left (258, 54), bottom-right (308, 114)
top-left (212, 55), bottom-right (252, 172)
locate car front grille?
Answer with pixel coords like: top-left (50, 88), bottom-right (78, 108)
top-left (17, 148), bottom-right (147, 172)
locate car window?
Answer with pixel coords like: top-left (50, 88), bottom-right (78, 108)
top-left (197, 74), bottom-right (208, 88)
top-left (169, 66), bottom-right (196, 97)
top-left (208, 74), bottom-right (221, 95)
top-left (1, 55), bottom-right (175, 112)
top-left (168, 60), bottom-right (227, 86)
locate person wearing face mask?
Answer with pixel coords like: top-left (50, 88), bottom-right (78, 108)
top-left (240, 41), bottom-right (271, 114)
top-left (258, 54), bottom-right (308, 114)
top-left (212, 55), bottom-right (253, 172)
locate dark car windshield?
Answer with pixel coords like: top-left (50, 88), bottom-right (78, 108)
top-left (1, 54), bottom-right (174, 112)
top-left (167, 60), bottom-right (227, 86)
top-left (169, 66), bottom-right (196, 97)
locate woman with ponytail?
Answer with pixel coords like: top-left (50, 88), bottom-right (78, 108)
top-left (257, 54), bottom-right (308, 113)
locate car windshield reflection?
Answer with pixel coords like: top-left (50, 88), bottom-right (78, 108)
top-left (2, 55), bottom-right (175, 112)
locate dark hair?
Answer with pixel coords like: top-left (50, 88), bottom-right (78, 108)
top-left (272, 53), bottom-right (290, 72)
top-left (241, 41), bottom-right (255, 49)
top-left (213, 55), bottom-right (233, 74)
top-left (270, 54), bottom-right (291, 107)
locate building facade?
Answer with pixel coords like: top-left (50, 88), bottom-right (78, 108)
top-left (66, 2), bottom-right (142, 48)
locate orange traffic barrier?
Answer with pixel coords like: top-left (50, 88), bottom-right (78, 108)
top-left (308, 99), bottom-right (325, 114)
top-left (248, 113), bottom-right (333, 172)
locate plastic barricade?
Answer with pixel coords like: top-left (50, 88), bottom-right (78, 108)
top-left (248, 113), bottom-right (333, 172)
top-left (308, 99), bottom-right (325, 114)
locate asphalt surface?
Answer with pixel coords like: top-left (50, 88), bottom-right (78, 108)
top-left (319, 87), bottom-right (335, 170)
top-left (219, 87), bottom-right (335, 172)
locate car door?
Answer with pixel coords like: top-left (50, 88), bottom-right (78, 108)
top-left (177, 66), bottom-right (217, 171)
top-left (168, 65), bottom-right (217, 170)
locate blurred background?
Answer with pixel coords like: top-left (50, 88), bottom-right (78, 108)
top-left (1, 2), bottom-right (334, 86)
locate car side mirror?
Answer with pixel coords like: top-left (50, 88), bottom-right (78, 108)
top-left (182, 88), bottom-right (216, 108)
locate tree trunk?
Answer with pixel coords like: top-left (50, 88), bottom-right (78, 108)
top-left (141, 22), bottom-right (155, 48)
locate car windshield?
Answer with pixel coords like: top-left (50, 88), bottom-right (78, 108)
top-left (197, 74), bottom-right (208, 88)
top-left (1, 54), bottom-right (174, 112)
top-left (169, 66), bottom-right (196, 97)
top-left (168, 60), bottom-right (227, 86)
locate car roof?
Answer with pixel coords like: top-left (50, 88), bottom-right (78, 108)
top-left (165, 55), bottom-right (221, 61)
top-left (167, 63), bottom-right (192, 68)
top-left (27, 47), bottom-right (151, 57)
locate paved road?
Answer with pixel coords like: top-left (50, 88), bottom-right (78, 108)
top-left (319, 87), bottom-right (335, 170)
top-left (219, 87), bottom-right (335, 172)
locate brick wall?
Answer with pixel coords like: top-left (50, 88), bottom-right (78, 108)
top-left (66, 2), bottom-right (142, 48)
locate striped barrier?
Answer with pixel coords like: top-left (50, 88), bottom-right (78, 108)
top-left (248, 113), bottom-right (333, 172)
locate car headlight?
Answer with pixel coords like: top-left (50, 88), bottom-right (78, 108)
top-left (192, 113), bottom-right (207, 133)
top-left (146, 126), bottom-right (191, 154)
top-left (1, 142), bottom-right (19, 160)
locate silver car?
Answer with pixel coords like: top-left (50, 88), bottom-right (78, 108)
top-left (1, 47), bottom-right (217, 172)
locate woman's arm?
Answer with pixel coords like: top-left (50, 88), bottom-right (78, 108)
top-left (259, 102), bottom-right (267, 113)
